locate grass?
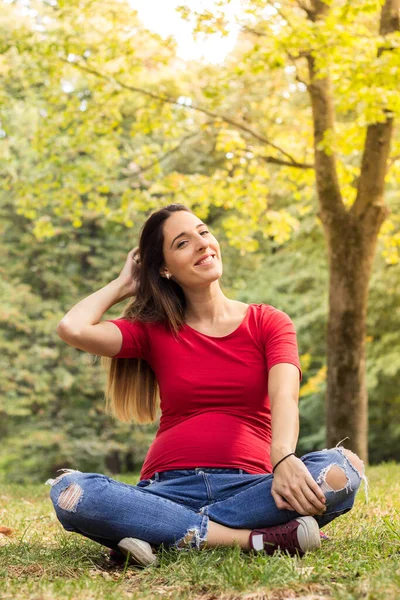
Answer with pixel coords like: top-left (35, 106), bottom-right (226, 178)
top-left (0, 464), bottom-right (399, 600)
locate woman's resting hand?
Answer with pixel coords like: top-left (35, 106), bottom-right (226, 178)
top-left (271, 455), bottom-right (327, 516)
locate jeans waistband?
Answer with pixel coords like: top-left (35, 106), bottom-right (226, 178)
top-left (151, 467), bottom-right (247, 481)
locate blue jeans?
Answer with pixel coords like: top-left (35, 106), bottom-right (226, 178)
top-left (45, 447), bottom-right (368, 552)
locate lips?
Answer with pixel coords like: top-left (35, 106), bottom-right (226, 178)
top-left (194, 253), bottom-right (216, 266)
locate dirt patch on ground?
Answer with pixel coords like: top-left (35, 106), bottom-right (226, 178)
top-left (6, 563), bottom-right (46, 579)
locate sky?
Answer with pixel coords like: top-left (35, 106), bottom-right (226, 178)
top-left (131, 0), bottom-right (243, 64)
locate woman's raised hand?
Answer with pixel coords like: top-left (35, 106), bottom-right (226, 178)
top-left (117, 246), bottom-right (141, 298)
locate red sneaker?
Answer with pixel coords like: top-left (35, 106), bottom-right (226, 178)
top-left (249, 516), bottom-right (321, 557)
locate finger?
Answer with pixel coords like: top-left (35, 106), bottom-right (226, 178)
top-left (271, 490), bottom-right (293, 511)
top-left (285, 490), bottom-right (315, 516)
top-left (271, 489), bottom-right (283, 509)
top-left (295, 488), bottom-right (325, 516)
top-left (306, 476), bottom-right (327, 506)
top-left (300, 465), bottom-right (326, 504)
top-left (275, 492), bottom-right (296, 512)
top-left (301, 483), bottom-right (327, 512)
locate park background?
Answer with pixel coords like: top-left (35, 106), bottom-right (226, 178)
top-left (1, 1), bottom-right (399, 599)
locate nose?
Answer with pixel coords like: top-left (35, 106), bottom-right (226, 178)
top-left (196, 236), bottom-right (210, 249)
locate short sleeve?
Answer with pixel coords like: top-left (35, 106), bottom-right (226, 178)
top-left (105, 318), bottom-right (150, 360)
top-left (261, 305), bottom-right (302, 381)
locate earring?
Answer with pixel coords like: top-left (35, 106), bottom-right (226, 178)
top-left (166, 273), bottom-right (171, 279)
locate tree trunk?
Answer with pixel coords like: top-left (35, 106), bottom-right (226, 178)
top-left (323, 208), bottom-right (388, 461)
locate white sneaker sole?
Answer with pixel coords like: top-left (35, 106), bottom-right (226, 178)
top-left (295, 517), bottom-right (321, 552)
top-left (117, 537), bottom-right (159, 567)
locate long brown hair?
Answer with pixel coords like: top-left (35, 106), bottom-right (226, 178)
top-left (101, 204), bottom-right (192, 424)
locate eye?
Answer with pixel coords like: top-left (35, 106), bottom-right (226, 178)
top-left (177, 231), bottom-right (209, 249)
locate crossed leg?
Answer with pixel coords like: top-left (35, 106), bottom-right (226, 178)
top-left (191, 448), bottom-right (365, 550)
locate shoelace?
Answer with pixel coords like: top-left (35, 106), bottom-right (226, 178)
top-left (259, 523), bottom-right (298, 550)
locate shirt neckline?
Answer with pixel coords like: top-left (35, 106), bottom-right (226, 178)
top-left (183, 303), bottom-right (253, 339)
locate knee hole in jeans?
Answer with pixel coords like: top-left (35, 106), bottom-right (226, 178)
top-left (57, 483), bottom-right (84, 513)
top-left (324, 465), bottom-right (348, 491)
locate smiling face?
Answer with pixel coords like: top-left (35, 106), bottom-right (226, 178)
top-left (160, 211), bottom-right (222, 286)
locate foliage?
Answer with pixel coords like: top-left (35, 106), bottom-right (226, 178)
top-left (2, 0), bottom-right (399, 257)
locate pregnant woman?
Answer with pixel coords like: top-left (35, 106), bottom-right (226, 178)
top-left (46, 203), bottom-right (368, 567)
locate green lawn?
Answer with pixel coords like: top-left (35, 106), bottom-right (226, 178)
top-left (0, 464), bottom-right (399, 600)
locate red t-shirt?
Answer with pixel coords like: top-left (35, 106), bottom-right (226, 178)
top-left (106, 303), bottom-right (302, 480)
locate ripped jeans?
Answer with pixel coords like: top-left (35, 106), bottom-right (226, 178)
top-left (45, 447), bottom-right (368, 553)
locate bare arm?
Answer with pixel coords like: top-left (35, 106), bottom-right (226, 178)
top-left (269, 363), bottom-right (326, 515)
top-left (264, 309), bottom-right (302, 464)
top-left (269, 363), bottom-right (300, 468)
top-left (57, 278), bottom-right (132, 335)
top-left (56, 247), bottom-right (140, 357)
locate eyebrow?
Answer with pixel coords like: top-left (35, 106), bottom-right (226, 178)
top-left (170, 223), bottom-right (206, 249)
